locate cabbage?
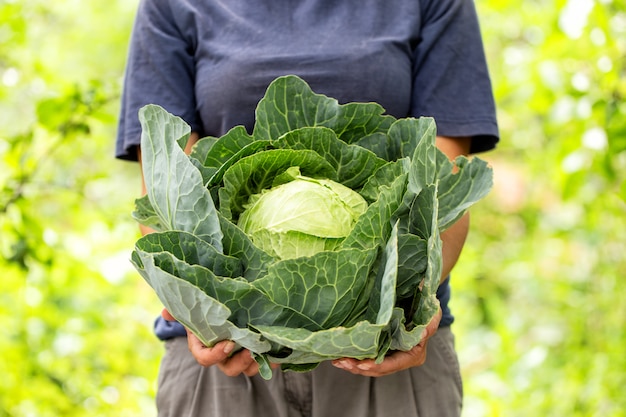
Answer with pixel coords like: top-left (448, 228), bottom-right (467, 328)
top-left (131, 75), bottom-right (493, 379)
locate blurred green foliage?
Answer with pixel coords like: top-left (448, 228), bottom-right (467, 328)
top-left (457, 0), bottom-right (626, 416)
top-left (0, 1), bottom-right (161, 415)
top-left (1, 0), bottom-right (624, 416)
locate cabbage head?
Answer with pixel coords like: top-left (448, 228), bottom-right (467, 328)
top-left (238, 168), bottom-right (368, 260)
top-left (131, 75), bottom-right (493, 379)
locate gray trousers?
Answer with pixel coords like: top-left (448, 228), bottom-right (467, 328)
top-left (156, 327), bottom-right (462, 417)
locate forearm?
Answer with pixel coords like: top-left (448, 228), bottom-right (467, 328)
top-left (439, 212), bottom-right (469, 283)
top-left (434, 135), bottom-right (472, 283)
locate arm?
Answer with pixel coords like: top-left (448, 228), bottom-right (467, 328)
top-left (332, 135), bottom-right (471, 377)
top-left (139, 133), bottom-right (266, 377)
top-left (436, 135), bottom-right (471, 283)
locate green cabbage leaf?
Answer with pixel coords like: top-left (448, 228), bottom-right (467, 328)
top-left (131, 75), bottom-right (493, 379)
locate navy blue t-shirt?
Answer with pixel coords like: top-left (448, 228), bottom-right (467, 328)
top-left (117, 0), bottom-right (499, 339)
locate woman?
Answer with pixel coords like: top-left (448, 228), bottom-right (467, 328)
top-left (116, 0), bottom-right (499, 415)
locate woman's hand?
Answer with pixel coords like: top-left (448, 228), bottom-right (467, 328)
top-left (186, 331), bottom-right (263, 377)
top-left (331, 307), bottom-right (442, 377)
top-left (161, 308), bottom-right (266, 377)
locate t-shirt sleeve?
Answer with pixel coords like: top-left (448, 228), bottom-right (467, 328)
top-left (411, 0), bottom-right (499, 153)
top-left (115, 0), bottom-right (200, 161)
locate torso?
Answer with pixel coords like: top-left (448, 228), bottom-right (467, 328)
top-left (179, 0), bottom-right (423, 136)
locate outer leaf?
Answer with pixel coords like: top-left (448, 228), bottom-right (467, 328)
top-left (139, 105), bottom-right (223, 250)
top-left (189, 135), bottom-right (218, 163)
top-left (188, 136), bottom-right (219, 185)
top-left (206, 140), bottom-right (270, 188)
top-left (402, 117), bottom-right (493, 232)
top-left (359, 159), bottom-right (409, 203)
top-left (279, 363), bottom-right (319, 373)
top-left (218, 214), bottom-right (274, 282)
top-left (365, 221), bottom-right (399, 326)
top-left (256, 320), bottom-right (385, 364)
top-left (353, 132), bottom-right (397, 160)
top-left (252, 354), bottom-right (275, 380)
top-left (132, 202), bottom-right (274, 282)
top-left (199, 126), bottom-right (254, 169)
top-left (135, 231), bottom-right (241, 278)
top-left (422, 186), bottom-right (443, 299)
top-left (390, 184), bottom-right (442, 351)
top-left (437, 156), bottom-right (494, 230)
top-left (387, 307), bottom-right (427, 352)
top-left (329, 101), bottom-right (396, 145)
top-left (253, 75), bottom-right (395, 144)
top-left (252, 248), bottom-right (378, 329)
top-left (341, 171), bottom-right (407, 251)
top-left (391, 117), bottom-right (437, 160)
top-left (139, 249), bottom-right (320, 331)
top-left (132, 195), bottom-right (164, 231)
top-left (406, 118), bottom-right (438, 195)
top-left (390, 284), bottom-right (440, 352)
top-left (131, 250), bottom-right (270, 352)
top-left (192, 126), bottom-right (271, 189)
top-left (395, 234), bottom-right (428, 300)
top-left (408, 184), bottom-right (438, 239)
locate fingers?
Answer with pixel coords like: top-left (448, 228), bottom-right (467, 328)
top-left (332, 340), bottom-right (429, 377)
top-left (173, 305), bottom-right (443, 378)
top-left (162, 308), bottom-right (268, 377)
top-left (217, 350), bottom-right (260, 377)
top-left (187, 332), bottom-right (236, 367)
top-left (186, 331), bottom-right (261, 377)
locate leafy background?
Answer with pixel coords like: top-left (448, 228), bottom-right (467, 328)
top-left (1, 0), bottom-right (624, 415)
